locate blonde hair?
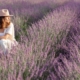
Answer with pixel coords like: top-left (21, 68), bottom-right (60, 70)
top-left (0, 16), bottom-right (10, 29)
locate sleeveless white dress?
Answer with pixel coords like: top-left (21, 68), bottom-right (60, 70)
top-left (0, 22), bottom-right (18, 54)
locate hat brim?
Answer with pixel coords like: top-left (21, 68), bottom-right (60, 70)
top-left (0, 15), bottom-right (13, 17)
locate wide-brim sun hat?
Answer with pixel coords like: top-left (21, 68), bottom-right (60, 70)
top-left (0, 9), bottom-right (13, 17)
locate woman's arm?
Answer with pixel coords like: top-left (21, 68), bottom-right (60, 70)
top-left (0, 33), bottom-right (12, 40)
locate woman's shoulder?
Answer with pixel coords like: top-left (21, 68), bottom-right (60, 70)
top-left (5, 22), bottom-right (14, 31)
top-left (7, 22), bottom-right (14, 29)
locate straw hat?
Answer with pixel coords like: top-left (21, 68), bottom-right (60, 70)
top-left (0, 9), bottom-right (13, 16)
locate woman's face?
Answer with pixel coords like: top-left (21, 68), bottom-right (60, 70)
top-left (2, 16), bottom-right (11, 23)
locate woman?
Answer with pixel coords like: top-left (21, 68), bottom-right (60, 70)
top-left (0, 9), bottom-right (18, 54)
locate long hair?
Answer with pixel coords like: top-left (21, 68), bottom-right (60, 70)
top-left (0, 16), bottom-right (11, 29)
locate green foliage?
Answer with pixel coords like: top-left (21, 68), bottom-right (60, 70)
top-left (0, 66), bottom-right (3, 73)
top-left (23, 67), bottom-right (30, 80)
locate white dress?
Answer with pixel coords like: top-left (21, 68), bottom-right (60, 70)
top-left (0, 22), bottom-right (18, 54)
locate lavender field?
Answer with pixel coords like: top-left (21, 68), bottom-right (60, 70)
top-left (0, 0), bottom-right (80, 80)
